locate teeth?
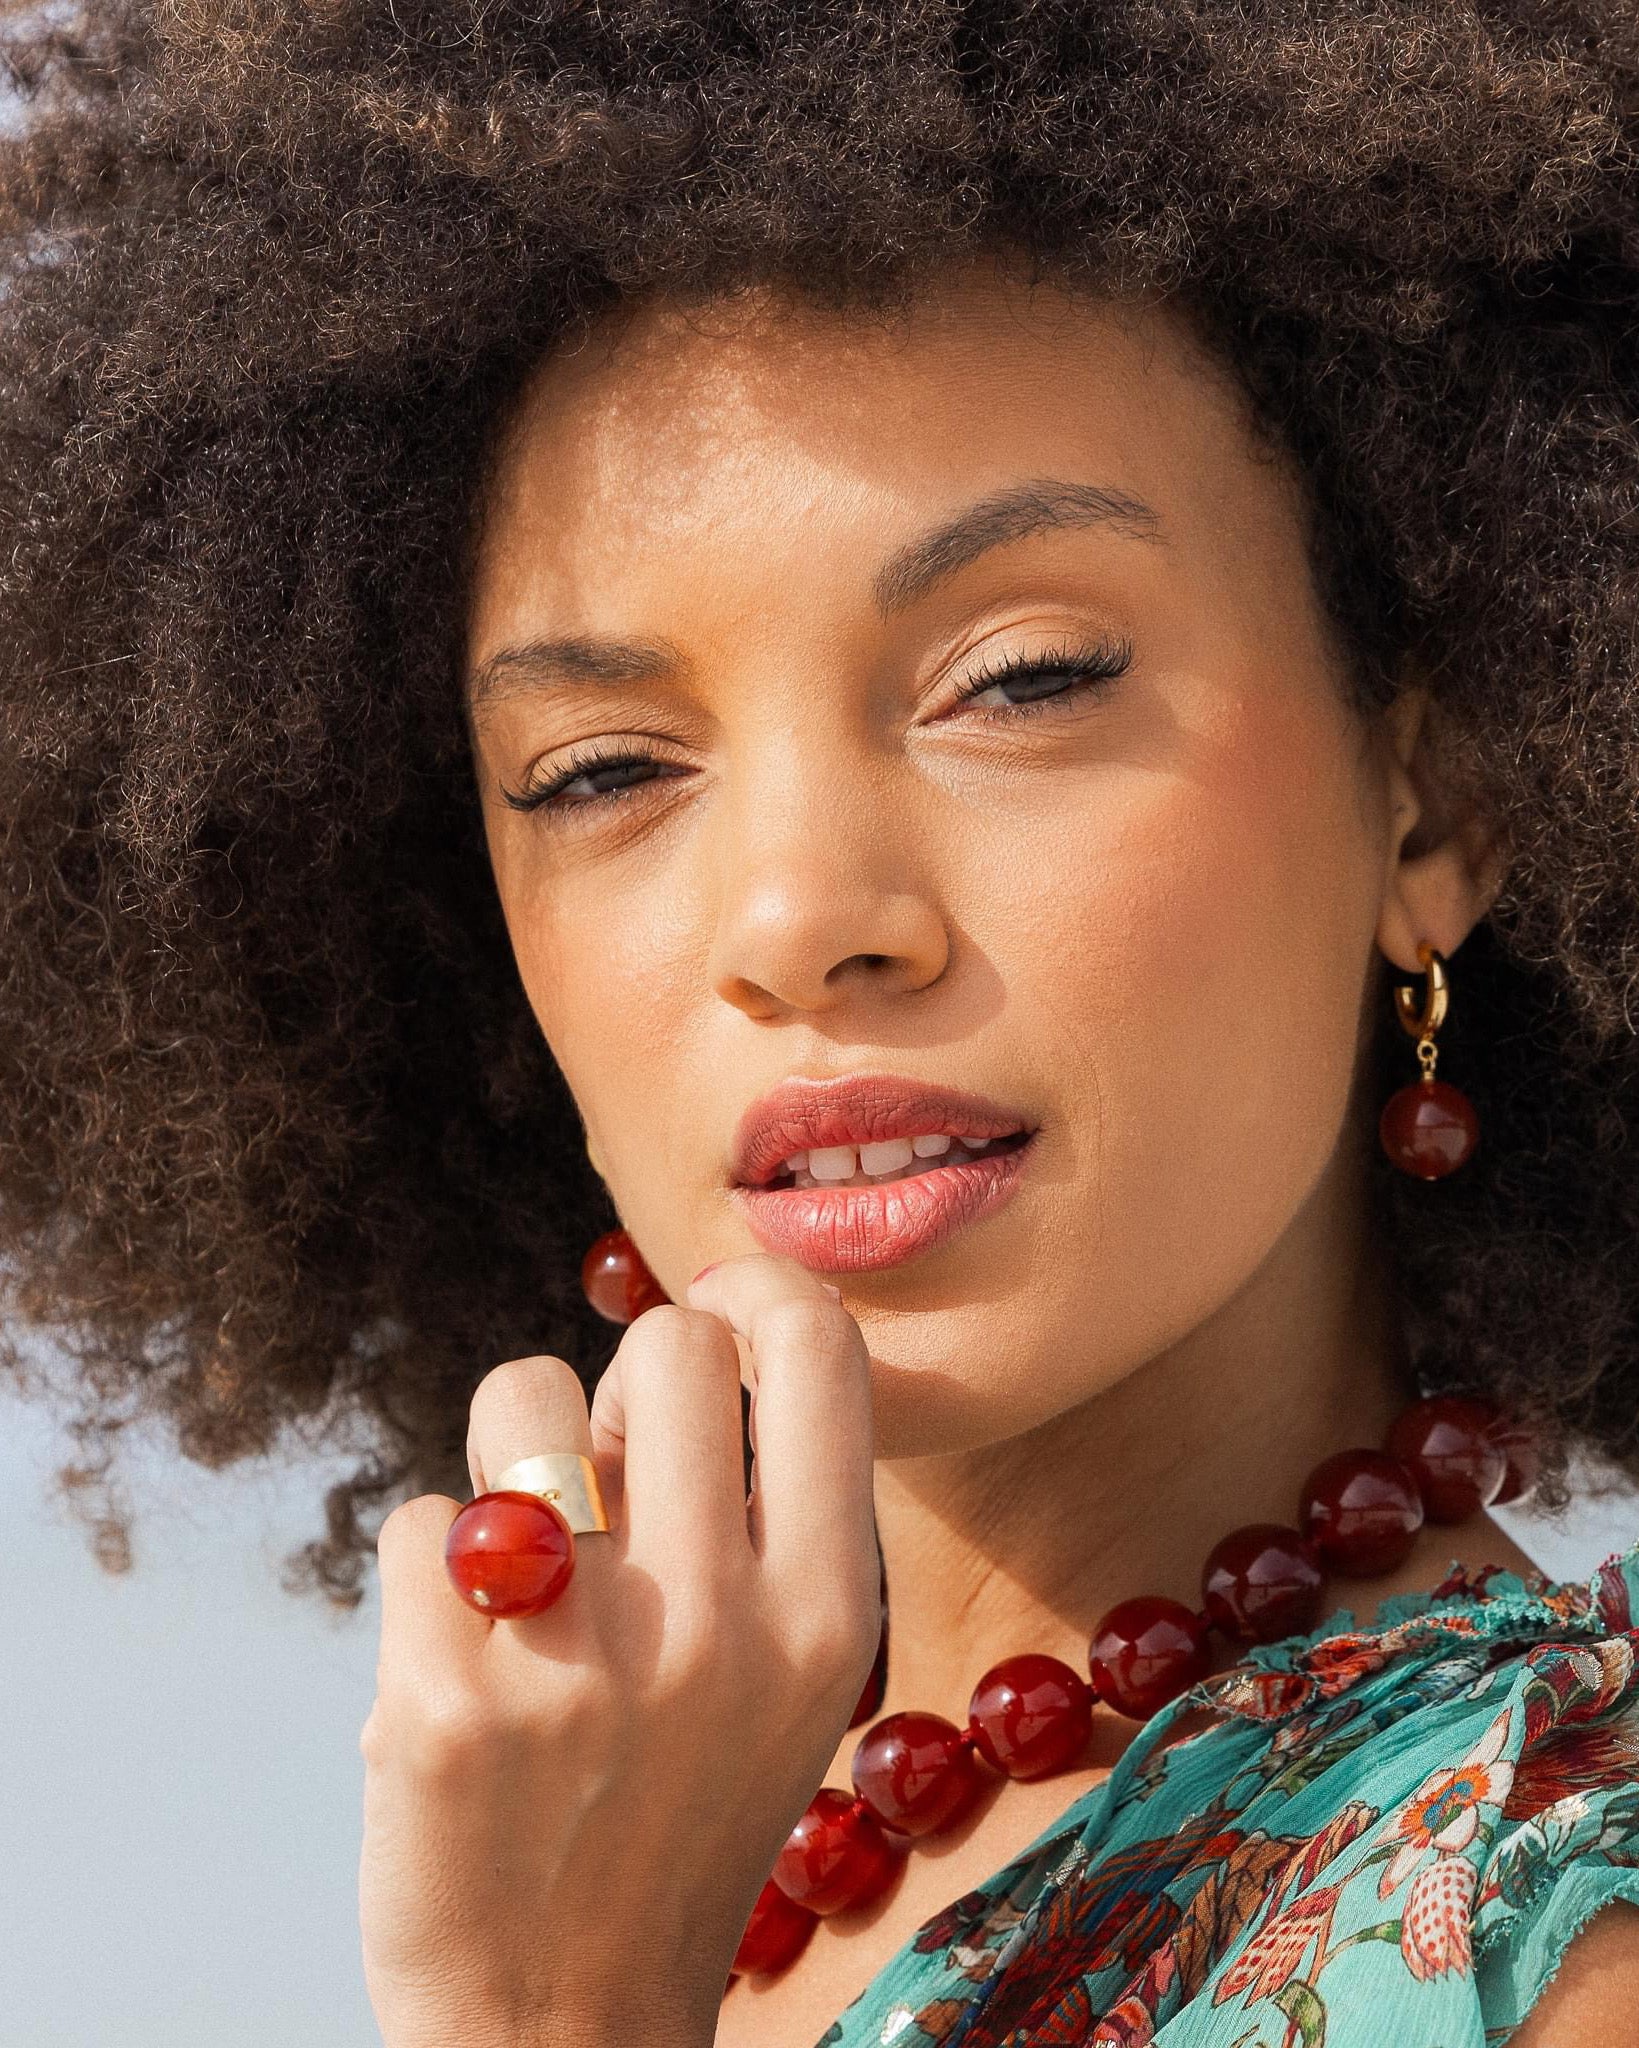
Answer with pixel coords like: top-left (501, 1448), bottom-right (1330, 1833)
top-left (766, 1131), bottom-right (1015, 1189)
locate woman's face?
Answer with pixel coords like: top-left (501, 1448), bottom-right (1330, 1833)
top-left (464, 257), bottom-right (1415, 1458)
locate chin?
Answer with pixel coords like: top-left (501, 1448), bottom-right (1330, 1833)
top-left (853, 1310), bottom-right (1098, 1462)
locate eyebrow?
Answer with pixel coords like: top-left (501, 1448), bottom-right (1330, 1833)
top-left (466, 476), bottom-right (1164, 708)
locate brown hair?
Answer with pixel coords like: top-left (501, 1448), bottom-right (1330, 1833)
top-left (1, 2), bottom-right (1636, 1604)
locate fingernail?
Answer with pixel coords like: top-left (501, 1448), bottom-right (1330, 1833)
top-left (820, 1283), bottom-right (843, 1300)
top-left (691, 1261), bottom-right (721, 1286)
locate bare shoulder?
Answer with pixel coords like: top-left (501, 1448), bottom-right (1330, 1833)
top-left (1507, 1899), bottom-right (1639, 2048)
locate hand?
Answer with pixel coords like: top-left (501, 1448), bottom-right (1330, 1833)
top-left (358, 1252), bottom-right (880, 2048)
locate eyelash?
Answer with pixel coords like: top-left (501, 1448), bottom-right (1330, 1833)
top-left (500, 635), bottom-right (1134, 818)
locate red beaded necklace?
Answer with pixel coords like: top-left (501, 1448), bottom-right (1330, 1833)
top-left (725, 1390), bottom-right (1538, 1983)
top-left (571, 1225), bottom-right (1537, 1988)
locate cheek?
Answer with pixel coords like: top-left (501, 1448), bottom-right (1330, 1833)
top-left (496, 853), bottom-right (702, 1159)
top-left (1008, 687), bottom-right (1382, 1330)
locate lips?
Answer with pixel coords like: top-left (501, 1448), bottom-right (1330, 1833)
top-left (728, 1074), bottom-right (1036, 1273)
top-left (730, 1074), bottom-right (1031, 1189)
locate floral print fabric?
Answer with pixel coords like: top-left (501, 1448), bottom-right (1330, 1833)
top-left (818, 1539), bottom-right (1639, 2046)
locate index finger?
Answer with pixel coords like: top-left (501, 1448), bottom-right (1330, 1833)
top-left (684, 1254), bottom-right (876, 1606)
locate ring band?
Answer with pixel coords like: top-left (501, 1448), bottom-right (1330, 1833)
top-left (491, 1452), bottom-right (611, 1534)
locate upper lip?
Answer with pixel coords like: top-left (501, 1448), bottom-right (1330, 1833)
top-left (730, 1073), bottom-right (1033, 1188)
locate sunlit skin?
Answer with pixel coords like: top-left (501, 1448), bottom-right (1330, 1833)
top-left (360, 251), bottom-right (1639, 2048)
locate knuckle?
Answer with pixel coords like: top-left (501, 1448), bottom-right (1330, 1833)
top-left (615, 1302), bottom-right (689, 1354)
top-left (406, 1683), bottom-right (499, 1771)
top-left (760, 1294), bottom-right (859, 1360)
top-left (475, 1352), bottom-right (584, 1423)
top-left (793, 1602), bottom-right (878, 1676)
top-left (740, 1252), bottom-right (818, 1287)
top-left (780, 1566), bottom-right (880, 1672)
top-left (375, 1492), bottom-right (459, 1567)
top-left (469, 1353), bottom-right (581, 1431)
top-left (359, 1677), bottom-right (497, 1774)
top-left (358, 1704), bottom-right (387, 1769)
top-left (620, 1302), bottom-right (738, 1374)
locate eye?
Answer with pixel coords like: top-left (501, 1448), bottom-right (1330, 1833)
top-left (950, 636), bottom-right (1132, 715)
top-left (500, 745), bottom-right (687, 816)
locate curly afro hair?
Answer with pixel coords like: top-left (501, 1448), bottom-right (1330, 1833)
top-left (1, 0), bottom-right (1636, 1605)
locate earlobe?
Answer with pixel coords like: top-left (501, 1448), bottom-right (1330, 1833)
top-left (1373, 684), bottom-right (1509, 973)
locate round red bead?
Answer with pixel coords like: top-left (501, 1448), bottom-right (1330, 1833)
top-left (1200, 1523), bottom-right (1327, 1645)
top-left (1489, 1422), bottom-right (1541, 1506)
top-left (1088, 1595), bottom-right (1211, 1720)
top-left (732, 1875), bottom-right (817, 1976)
top-left (772, 1788), bottom-right (901, 1915)
top-left (1385, 1395), bottom-right (1507, 1522)
top-left (580, 1229), bottom-right (669, 1324)
top-left (1379, 1078), bottom-right (1479, 1179)
top-left (1299, 1449), bottom-right (1424, 1575)
top-left (851, 1711), bottom-right (983, 1838)
top-left (444, 1490), bottom-right (575, 1618)
top-left (967, 1654), bottom-right (1093, 1779)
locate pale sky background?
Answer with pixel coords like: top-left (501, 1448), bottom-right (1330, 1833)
top-left (0, 1378), bottom-right (383, 2048)
top-left (3, 1350), bottom-right (1638, 2048)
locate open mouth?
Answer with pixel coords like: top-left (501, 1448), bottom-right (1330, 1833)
top-left (754, 1127), bottom-right (1033, 1193)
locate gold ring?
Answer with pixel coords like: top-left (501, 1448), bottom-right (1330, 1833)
top-left (491, 1452), bottom-right (611, 1534)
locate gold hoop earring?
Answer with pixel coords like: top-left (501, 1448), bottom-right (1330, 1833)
top-left (1379, 942), bottom-right (1480, 1179)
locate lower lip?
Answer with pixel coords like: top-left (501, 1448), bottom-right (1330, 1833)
top-left (731, 1138), bottom-right (1034, 1273)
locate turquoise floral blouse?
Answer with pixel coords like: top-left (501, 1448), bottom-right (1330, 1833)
top-left (819, 1538), bottom-right (1639, 2046)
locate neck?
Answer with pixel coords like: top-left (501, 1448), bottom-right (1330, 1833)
top-left (869, 1140), bottom-right (1408, 1728)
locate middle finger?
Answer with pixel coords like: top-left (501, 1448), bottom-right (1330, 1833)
top-left (590, 1302), bottom-right (751, 1568)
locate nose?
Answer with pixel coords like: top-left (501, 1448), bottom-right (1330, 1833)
top-left (706, 766), bottom-right (951, 1020)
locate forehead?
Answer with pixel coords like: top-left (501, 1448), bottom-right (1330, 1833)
top-left (466, 260), bottom-right (1293, 659)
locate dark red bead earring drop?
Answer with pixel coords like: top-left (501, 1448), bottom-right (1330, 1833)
top-left (1379, 941), bottom-right (1480, 1179)
top-left (580, 1228), bottom-right (670, 1323)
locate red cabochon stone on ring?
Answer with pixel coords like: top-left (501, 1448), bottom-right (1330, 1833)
top-left (1087, 1595), bottom-right (1211, 1720)
top-left (1299, 1449), bottom-right (1424, 1575)
top-left (967, 1654), bottom-right (1093, 1779)
top-left (772, 1788), bottom-right (902, 1915)
top-left (852, 1710), bottom-right (984, 1837)
top-left (1200, 1523), bottom-right (1327, 1645)
top-left (580, 1229), bottom-right (670, 1324)
top-left (731, 1875), bottom-right (818, 1976)
top-left (1385, 1395), bottom-right (1508, 1522)
top-left (1379, 1079), bottom-right (1480, 1179)
top-left (443, 1490), bottom-right (575, 1618)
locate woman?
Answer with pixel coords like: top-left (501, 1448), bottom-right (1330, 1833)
top-left (2, 4), bottom-right (1637, 2044)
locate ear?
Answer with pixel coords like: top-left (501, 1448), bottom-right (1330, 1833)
top-left (1374, 683), bottom-right (1510, 974)
top-left (583, 1125), bottom-right (607, 1181)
